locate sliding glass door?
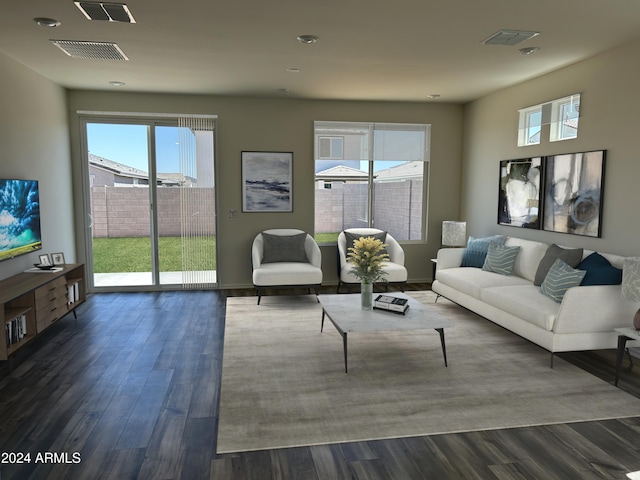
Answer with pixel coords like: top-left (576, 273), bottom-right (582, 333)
top-left (81, 115), bottom-right (217, 290)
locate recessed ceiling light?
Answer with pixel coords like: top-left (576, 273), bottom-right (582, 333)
top-left (297, 35), bottom-right (318, 44)
top-left (427, 94), bottom-right (441, 100)
top-left (34, 17), bottom-right (61, 27)
top-left (286, 67), bottom-right (300, 73)
top-left (519, 47), bottom-right (540, 55)
top-left (276, 88), bottom-right (290, 93)
top-left (109, 80), bottom-right (126, 86)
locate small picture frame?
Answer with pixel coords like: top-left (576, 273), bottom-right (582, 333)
top-left (51, 252), bottom-right (66, 265)
top-left (39, 254), bottom-right (52, 266)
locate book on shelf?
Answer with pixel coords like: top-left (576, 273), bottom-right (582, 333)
top-left (67, 283), bottom-right (80, 305)
top-left (373, 294), bottom-right (409, 314)
top-left (5, 314), bottom-right (27, 346)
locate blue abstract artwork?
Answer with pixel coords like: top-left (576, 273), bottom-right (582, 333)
top-left (242, 152), bottom-right (293, 212)
top-left (543, 150), bottom-right (605, 237)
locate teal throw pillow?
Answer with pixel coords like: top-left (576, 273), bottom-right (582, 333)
top-left (461, 235), bottom-right (506, 268)
top-left (577, 252), bottom-right (623, 286)
top-left (482, 242), bottom-right (520, 276)
top-left (540, 258), bottom-right (586, 303)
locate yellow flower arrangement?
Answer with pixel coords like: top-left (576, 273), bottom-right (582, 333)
top-left (346, 236), bottom-right (389, 284)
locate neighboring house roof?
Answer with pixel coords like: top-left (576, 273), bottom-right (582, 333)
top-left (315, 165), bottom-right (369, 181)
top-left (374, 161), bottom-right (424, 181)
top-left (89, 153), bottom-right (184, 186)
top-left (89, 153), bottom-right (149, 179)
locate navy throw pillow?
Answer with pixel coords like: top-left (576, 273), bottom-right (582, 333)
top-left (577, 252), bottom-right (623, 286)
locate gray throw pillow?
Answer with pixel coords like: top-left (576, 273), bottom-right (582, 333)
top-left (261, 232), bottom-right (309, 263)
top-left (344, 231), bottom-right (388, 256)
top-left (534, 244), bottom-right (584, 286)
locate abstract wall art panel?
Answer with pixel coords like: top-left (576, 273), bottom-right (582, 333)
top-left (498, 157), bottom-right (543, 229)
top-left (542, 150), bottom-right (605, 237)
top-left (242, 151), bottom-right (293, 212)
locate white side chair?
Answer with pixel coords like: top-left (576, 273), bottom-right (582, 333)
top-left (337, 228), bottom-right (407, 293)
top-left (251, 228), bottom-right (323, 304)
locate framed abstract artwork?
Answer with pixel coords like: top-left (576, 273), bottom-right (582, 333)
top-left (542, 150), bottom-right (606, 237)
top-left (497, 157), bottom-right (543, 229)
top-left (242, 151), bottom-right (293, 212)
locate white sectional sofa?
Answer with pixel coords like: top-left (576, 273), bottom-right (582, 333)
top-left (432, 236), bottom-right (639, 365)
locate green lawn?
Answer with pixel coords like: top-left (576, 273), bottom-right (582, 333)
top-left (93, 234), bottom-right (336, 273)
top-left (314, 232), bottom-right (339, 243)
top-left (92, 236), bottom-right (216, 273)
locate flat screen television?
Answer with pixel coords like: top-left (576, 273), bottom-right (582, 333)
top-left (0, 179), bottom-right (42, 262)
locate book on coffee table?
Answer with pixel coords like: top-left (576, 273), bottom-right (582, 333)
top-left (373, 294), bottom-right (409, 314)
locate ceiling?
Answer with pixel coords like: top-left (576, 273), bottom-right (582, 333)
top-left (2, 0), bottom-right (640, 103)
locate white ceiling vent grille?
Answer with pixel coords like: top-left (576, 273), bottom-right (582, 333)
top-left (74, 2), bottom-right (136, 23)
top-left (482, 30), bottom-right (539, 46)
top-left (50, 40), bottom-right (129, 60)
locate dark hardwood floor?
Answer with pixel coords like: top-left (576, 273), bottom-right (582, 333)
top-left (0, 285), bottom-right (639, 479)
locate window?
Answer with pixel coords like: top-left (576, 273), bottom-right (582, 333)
top-left (518, 94), bottom-right (580, 146)
top-left (550, 94), bottom-right (580, 142)
top-left (314, 121), bottom-right (430, 242)
top-left (518, 107), bottom-right (542, 146)
top-left (317, 136), bottom-right (344, 159)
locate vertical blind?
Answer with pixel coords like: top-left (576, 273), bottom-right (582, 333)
top-left (177, 116), bottom-right (216, 289)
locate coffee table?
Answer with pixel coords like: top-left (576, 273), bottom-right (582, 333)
top-left (319, 293), bottom-right (454, 373)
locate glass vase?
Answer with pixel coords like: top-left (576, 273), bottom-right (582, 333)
top-left (361, 281), bottom-right (373, 311)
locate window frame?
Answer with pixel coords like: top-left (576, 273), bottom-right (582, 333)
top-left (313, 121), bottom-right (431, 244)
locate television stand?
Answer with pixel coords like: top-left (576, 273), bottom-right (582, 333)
top-left (0, 264), bottom-right (86, 360)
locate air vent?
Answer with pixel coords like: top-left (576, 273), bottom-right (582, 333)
top-left (50, 40), bottom-right (129, 60)
top-left (482, 30), bottom-right (539, 46)
top-left (74, 2), bottom-right (136, 23)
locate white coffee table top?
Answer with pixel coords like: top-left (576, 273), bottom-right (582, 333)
top-left (318, 292), bottom-right (453, 333)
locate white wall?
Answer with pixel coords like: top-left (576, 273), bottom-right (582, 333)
top-left (0, 53), bottom-right (75, 280)
top-left (462, 36), bottom-right (640, 256)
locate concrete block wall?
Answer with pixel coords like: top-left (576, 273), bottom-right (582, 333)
top-left (91, 187), bottom-right (216, 237)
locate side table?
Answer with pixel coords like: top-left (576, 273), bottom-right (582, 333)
top-left (614, 327), bottom-right (640, 386)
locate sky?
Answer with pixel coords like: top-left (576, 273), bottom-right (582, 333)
top-left (87, 123), bottom-right (181, 173)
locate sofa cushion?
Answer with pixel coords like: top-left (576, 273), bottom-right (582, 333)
top-left (344, 230), bottom-right (388, 256)
top-left (504, 237), bottom-right (549, 282)
top-left (577, 252), bottom-right (623, 286)
top-left (481, 285), bottom-right (561, 331)
top-left (437, 267), bottom-right (531, 299)
top-left (534, 244), bottom-right (584, 286)
top-left (482, 243), bottom-right (520, 276)
top-left (540, 258), bottom-right (586, 303)
top-left (253, 262), bottom-right (323, 286)
top-left (461, 235), bottom-right (506, 267)
top-left (261, 232), bottom-right (309, 263)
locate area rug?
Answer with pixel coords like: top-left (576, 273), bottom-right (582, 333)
top-left (217, 291), bottom-right (640, 453)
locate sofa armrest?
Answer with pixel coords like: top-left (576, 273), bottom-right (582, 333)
top-left (554, 285), bottom-right (638, 333)
top-left (436, 248), bottom-right (465, 270)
